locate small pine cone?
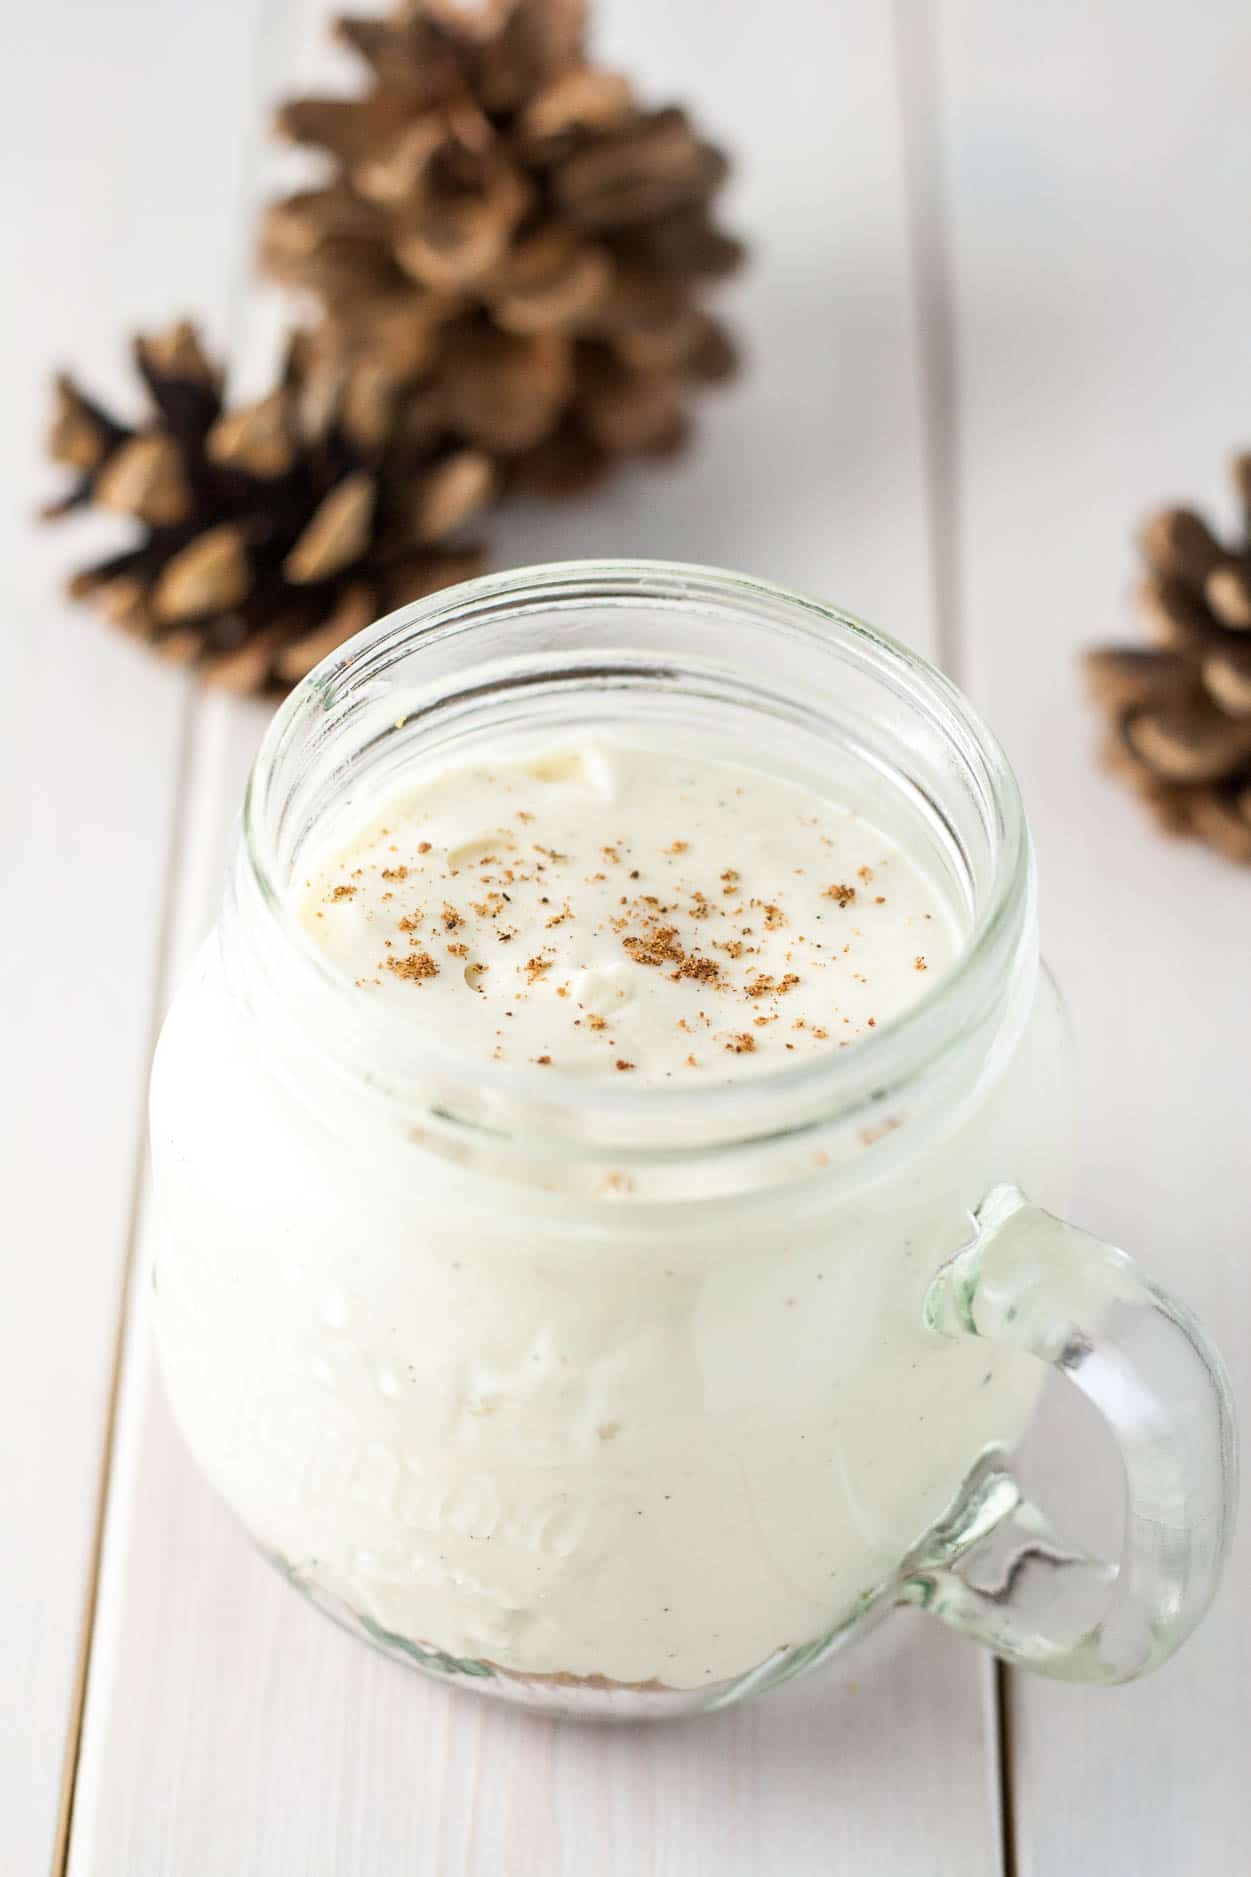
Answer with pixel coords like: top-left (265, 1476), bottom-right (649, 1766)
top-left (262, 0), bottom-right (743, 497)
top-left (1084, 455), bottom-right (1251, 862)
top-left (44, 321), bottom-right (490, 695)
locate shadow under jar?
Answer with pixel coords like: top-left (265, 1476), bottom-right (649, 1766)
top-left (149, 561), bottom-right (1236, 1718)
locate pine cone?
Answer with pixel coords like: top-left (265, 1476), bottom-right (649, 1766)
top-left (1085, 458), bottom-right (1251, 862)
top-left (262, 0), bottom-right (742, 495)
top-left (44, 321), bottom-right (489, 693)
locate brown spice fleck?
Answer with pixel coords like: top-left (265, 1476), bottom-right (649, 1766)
top-left (744, 971), bottom-right (802, 1000)
top-left (381, 867), bottom-right (408, 882)
top-left (915, 955), bottom-right (928, 972)
top-left (328, 884), bottom-right (356, 901)
top-left (624, 927), bottom-right (685, 968)
top-left (673, 955), bottom-right (719, 984)
top-left (524, 955), bottom-right (553, 984)
top-left (386, 951), bottom-right (438, 983)
top-left (586, 1013), bottom-right (607, 1031)
top-left (724, 1032), bottom-right (757, 1054)
top-left (860, 1115), bottom-right (903, 1146)
top-left (397, 914), bottom-right (423, 934)
top-left (720, 868), bottom-right (740, 894)
top-left (825, 883), bottom-right (856, 907)
top-left (417, 842), bottom-right (432, 855)
top-left (441, 903), bottom-right (463, 931)
top-left (446, 942), bottom-right (468, 958)
top-left (760, 902), bottom-right (786, 930)
top-left (665, 840), bottom-right (689, 855)
top-left (535, 1054), bottom-right (552, 1065)
top-left (596, 1172), bottom-right (636, 1198)
top-left (858, 865), bottom-right (874, 883)
top-left (615, 1059), bottom-right (636, 1072)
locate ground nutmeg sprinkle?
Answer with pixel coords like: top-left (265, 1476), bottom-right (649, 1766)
top-left (300, 740), bottom-right (961, 1086)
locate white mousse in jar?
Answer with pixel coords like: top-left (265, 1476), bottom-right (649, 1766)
top-left (297, 739), bottom-right (959, 1083)
top-left (151, 734), bottom-right (1067, 1693)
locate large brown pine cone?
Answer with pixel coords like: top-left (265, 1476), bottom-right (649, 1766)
top-left (263, 0), bottom-right (743, 496)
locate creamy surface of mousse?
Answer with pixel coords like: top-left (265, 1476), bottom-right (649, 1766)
top-left (151, 735), bottom-right (1069, 1695)
top-left (296, 738), bottom-right (958, 1080)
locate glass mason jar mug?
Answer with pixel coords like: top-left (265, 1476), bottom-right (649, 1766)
top-left (150, 561), bottom-right (1236, 1717)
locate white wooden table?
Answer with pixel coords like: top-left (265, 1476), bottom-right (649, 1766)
top-left (5, 4), bottom-right (1249, 1872)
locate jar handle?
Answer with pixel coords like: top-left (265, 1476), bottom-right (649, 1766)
top-left (900, 1184), bottom-right (1237, 1682)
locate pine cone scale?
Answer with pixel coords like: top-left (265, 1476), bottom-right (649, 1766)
top-left (441, 323), bottom-right (572, 450)
top-left (553, 121), bottom-right (728, 230)
top-left (48, 376), bottom-right (126, 473)
top-left (1084, 647), bottom-right (1200, 714)
top-left (1140, 508), bottom-right (1226, 585)
top-left (1187, 787), bottom-right (1251, 862)
top-left (1201, 646), bottom-right (1251, 716)
top-left (519, 67), bottom-right (633, 151)
top-left (1139, 574), bottom-right (1238, 655)
top-left (407, 446), bottom-right (495, 540)
top-left (93, 433), bottom-right (192, 527)
top-left (283, 472), bottom-right (378, 583)
top-left (1205, 560), bottom-right (1251, 628)
top-left (486, 226), bottom-right (611, 333)
top-left (207, 393), bottom-right (297, 480)
top-left (153, 523), bottom-right (252, 622)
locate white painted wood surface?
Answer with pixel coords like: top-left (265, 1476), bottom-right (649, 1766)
top-left (3, 2), bottom-right (1248, 1872)
top-left (0, 5), bottom-right (266, 1870)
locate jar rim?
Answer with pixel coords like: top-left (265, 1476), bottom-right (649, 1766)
top-left (240, 558), bottom-right (1033, 1161)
